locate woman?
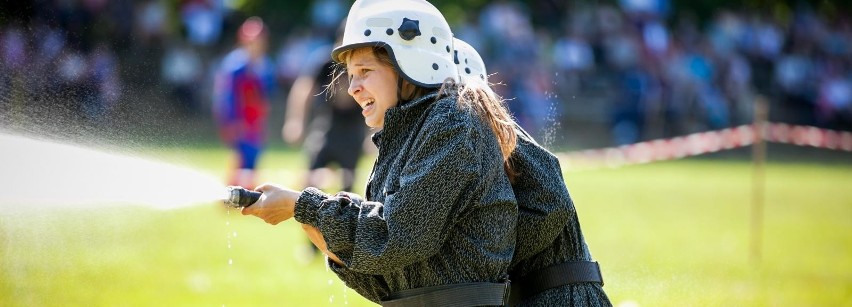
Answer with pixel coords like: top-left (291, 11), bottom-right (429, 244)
top-left (453, 38), bottom-right (611, 306)
top-left (241, 0), bottom-right (519, 305)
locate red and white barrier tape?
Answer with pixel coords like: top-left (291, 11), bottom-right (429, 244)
top-left (556, 123), bottom-right (852, 170)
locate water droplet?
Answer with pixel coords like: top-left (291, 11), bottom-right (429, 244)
top-left (227, 243), bottom-right (231, 249)
top-left (232, 231), bottom-right (237, 238)
top-left (328, 279), bottom-right (333, 285)
top-left (343, 287), bottom-right (349, 305)
top-left (329, 295), bottom-right (334, 303)
top-left (225, 221), bottom-right (229, 226)
top-left (228, 259), bottom-right (233, 265)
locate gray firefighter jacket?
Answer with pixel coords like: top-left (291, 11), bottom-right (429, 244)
top-left (508, 126), bottom-right (611, 306)
top-left (294, 90), bottom-right (517, 303)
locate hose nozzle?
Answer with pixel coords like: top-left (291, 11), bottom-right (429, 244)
top-left (223, 186), bottom-right (262, 208)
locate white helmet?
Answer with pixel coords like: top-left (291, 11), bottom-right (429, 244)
top-left (332, 0), bottom-right (459, 88)
top-left (453, 38), bottom-right (488, 86)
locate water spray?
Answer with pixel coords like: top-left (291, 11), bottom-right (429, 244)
top-left (223, 186), bottom-right (262, 208)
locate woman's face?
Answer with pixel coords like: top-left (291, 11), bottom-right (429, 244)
top-left (345, 48), bottom-right (399, 129)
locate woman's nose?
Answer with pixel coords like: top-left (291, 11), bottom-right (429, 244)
top-left (348, 78), bottom-right (362, 97)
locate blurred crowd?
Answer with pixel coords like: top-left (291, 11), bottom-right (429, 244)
top-left (0, 0), bottom-right (126, 121)
top-left (460, 0), bottom-right (852, 144)
top-left (1, 0), bottom-right (850, 146)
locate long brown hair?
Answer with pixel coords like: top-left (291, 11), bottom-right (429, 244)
top-left (456, 83), bottom-right (517, 180)
top-left (333, 46), bottom-right (517, 180)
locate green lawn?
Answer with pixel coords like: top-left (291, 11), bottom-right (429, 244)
top-left (1, 147), bottom-right (850, 306)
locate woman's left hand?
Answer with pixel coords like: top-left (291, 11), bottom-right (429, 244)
top-left (241, 183), bottom-right (301, 225)
top-left (302, 224), bottom-right (344, 266)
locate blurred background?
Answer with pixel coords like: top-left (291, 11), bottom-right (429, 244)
top-left (0, 0), bottom-right (851, 306)
top-left (1, 0), bottom-right (850, 147)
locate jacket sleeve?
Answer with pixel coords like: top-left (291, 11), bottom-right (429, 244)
top-left (293, 114), bottom-right (480, 275)
top-left (510, 125), bottom-right (575, 263)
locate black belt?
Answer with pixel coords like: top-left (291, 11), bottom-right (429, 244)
top-left (508, 261), bottom-right (603, 305)
top-left (381, 282), bottom-right (510, 307)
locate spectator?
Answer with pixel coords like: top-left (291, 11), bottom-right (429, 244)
top-left (212, 17), bottom-right (276, 188)
top-left (816, 60), bottom-right (852, 130)
top-left (85, 43), bottom-right (122, 121)
top-left (282, 39), bottom-right (367, 196)
top-left (281, 28), bottom-right (369, 261)
top-left (135, 0), bottom-right (169, 48)
top-left (161, 41), bottom-right (204, 116)
top-left (180, 0), bottom-right (224, 47)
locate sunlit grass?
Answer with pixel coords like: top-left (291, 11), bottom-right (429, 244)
top-left (1, 147), bottom-right (850, 306)
top-left (572, 160), bottom-right (852, 306)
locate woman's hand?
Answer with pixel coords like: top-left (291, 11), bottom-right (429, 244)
top-left (241, 183), bottom-right (301, 225)
top-left (302, 224), bottom-right (344, 266)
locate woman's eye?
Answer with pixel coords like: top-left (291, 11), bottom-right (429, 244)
top-left (348, 68), bottom-right (370, 81)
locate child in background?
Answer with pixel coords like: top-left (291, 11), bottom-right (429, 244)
top-left (213, 17), bottom-right (276, 188)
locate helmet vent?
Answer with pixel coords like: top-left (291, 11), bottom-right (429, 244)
top-left (366, 17), bottom-right (393, 27)
top-left (432, 27), bottom-right (450, 40)
top-left (398, 18), bottom-right (421, 41)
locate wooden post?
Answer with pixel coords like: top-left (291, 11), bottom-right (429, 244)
top-left (751, 96), bottom-right (768, 265)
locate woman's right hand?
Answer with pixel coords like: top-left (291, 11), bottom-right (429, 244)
top-left (241, 183), bottom-right (299, 225)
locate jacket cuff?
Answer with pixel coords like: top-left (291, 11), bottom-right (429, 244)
top-left (327, 256), bottom-right (354, 278)
top-left (294, 187), bottom-right (327, 226)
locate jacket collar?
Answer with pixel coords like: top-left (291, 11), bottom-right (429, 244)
top-left (372, 90), bottom-right (444, 147)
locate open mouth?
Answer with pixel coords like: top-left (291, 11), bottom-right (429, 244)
top-left (361, 98), bottom-right (375, 117)
top-left (362, 99), bottom-right (375, 109)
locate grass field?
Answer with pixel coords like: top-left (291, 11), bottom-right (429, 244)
top-left (1, 146), bottom-right (850, 306)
